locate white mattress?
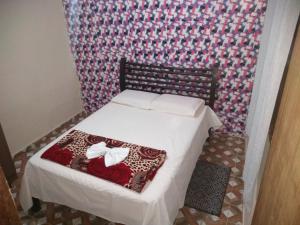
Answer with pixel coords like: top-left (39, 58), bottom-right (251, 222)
top-left (20, 102), bottom-right (221, 225)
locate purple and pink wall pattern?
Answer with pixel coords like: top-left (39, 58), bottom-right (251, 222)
top-left (62, 0), bottom-right (267, 133)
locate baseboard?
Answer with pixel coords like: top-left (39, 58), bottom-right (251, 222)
top-left (13, 111), bottom-right (88, 158)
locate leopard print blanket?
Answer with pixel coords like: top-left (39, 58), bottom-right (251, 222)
top-left (41, 130), bottom-right (166, 193)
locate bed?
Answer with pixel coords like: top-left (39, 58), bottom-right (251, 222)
top-left (20, 58), bottom-right (221, 225)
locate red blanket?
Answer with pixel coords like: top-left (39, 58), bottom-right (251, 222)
top-left (41, 130), bottom-right (166, 193)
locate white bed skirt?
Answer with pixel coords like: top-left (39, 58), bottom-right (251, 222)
top-left (20, 102), bottom-right (221, 225)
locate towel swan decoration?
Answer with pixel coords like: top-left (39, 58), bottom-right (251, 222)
top-left (86, 142), bottom-right (130, 167)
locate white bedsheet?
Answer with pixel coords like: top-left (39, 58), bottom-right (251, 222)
top-left (20, 102), bottom-right (221, 225)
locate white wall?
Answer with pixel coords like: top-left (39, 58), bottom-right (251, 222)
top-left (243, 0), bottom-right (300, 224)
top-left (0, 0), bottom-right (83, 156)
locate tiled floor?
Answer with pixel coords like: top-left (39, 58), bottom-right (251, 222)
top-left (174, 134), bottom-right (245, 225)
top-left (12, 112), bottom-right (245, 225)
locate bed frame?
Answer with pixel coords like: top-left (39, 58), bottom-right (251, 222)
top-left (30, 59), bottom-right (219, 225)
top-left (120, 58), bottom-right (218, 108)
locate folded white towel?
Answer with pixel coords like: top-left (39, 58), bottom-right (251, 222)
top-left (85, 142), bottom-right (107, 159)
top-left (104, 147), bottom-right (129, 167)
top-left (85, 142), bottom-right (129, 167)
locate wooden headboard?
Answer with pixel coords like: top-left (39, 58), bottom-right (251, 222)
top-left (119, 58), bottom-right (218, 108)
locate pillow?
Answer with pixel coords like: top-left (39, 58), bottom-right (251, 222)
top-left (111, 90), bottom-right (160, 109)
top-left (150, 94), bottom-right (205, 117)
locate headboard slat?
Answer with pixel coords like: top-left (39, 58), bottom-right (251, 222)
top-left (125, 82), bottom-right (211, 96)
top-left (126, 72), bottom-right (213, 84)
top-left (126, 68), bottom-right (213, 77)
top-left (127, 61), bottom-right (213, 74)
top-left (125, 82), bottom-right (211, 94)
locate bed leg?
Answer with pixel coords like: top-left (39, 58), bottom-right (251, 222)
top-left (80, 212), bottom-right (92, 225)
top-left (29, 197), bottom-right (41, 213)
top-left (62, 207), bottom-right (72, 225)
top-left (181, 207), bottom-right (198, 225)
top-left (46, 202), bottom-right (55, 225)
top-left (207, 127), bottom-right (213, 143)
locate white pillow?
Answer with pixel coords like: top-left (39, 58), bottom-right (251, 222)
top-left (150, 94), bottom-right (205, 117)
top-left (111, 90), bottom-right (160, 109)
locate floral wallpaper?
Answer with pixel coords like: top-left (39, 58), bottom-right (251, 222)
top-left (62, 0), bottom-right (267, 133)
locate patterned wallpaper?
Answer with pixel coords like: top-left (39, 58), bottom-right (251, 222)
top-left (62, 0), bottom-right (267, 133)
